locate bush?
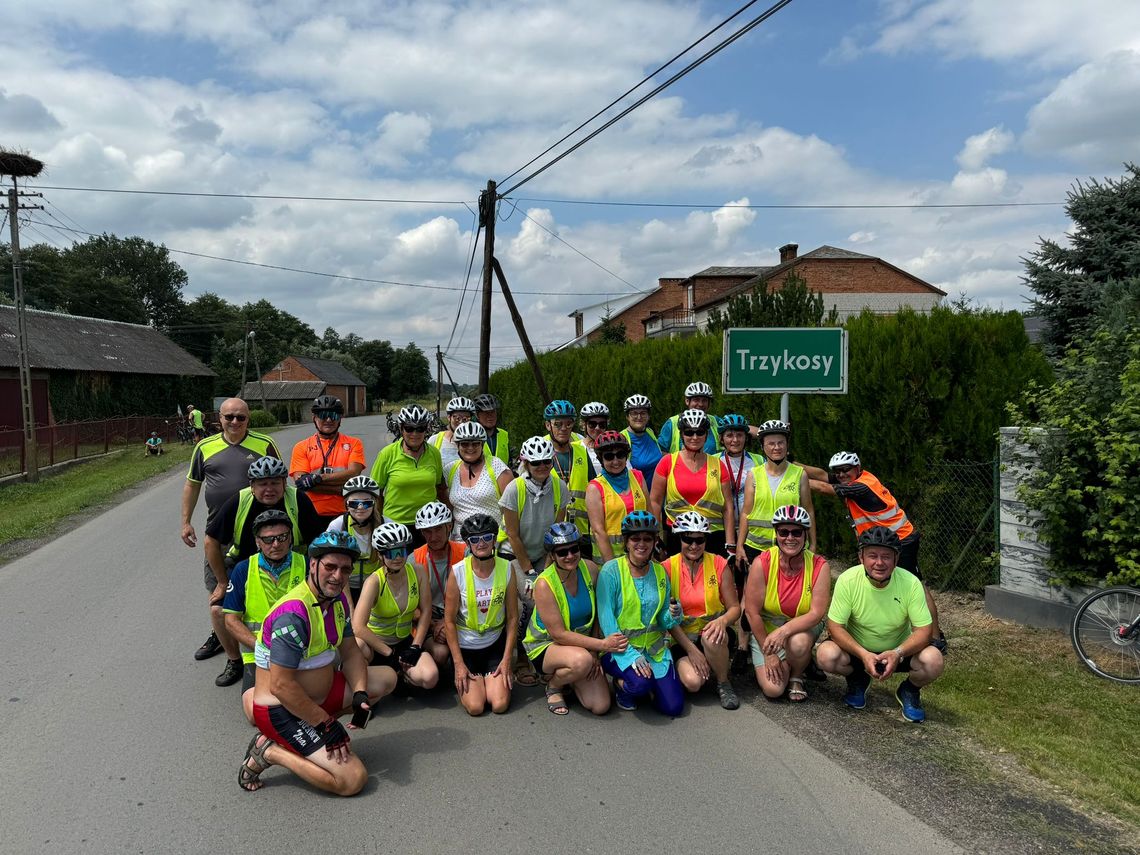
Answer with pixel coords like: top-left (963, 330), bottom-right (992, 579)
top-left (247, 409), bottom-right (278, 429)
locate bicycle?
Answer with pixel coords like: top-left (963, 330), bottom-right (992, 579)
top-left (1070, 586), bottom-right (1140, 684)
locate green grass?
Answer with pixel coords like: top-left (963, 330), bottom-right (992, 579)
top-left (931, 614), bottom-right (1140, 826)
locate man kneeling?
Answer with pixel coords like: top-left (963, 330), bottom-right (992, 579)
top-left (816, 527), bottom-right (944, 723)
top-left (238, 531), bottom-right (397, 794)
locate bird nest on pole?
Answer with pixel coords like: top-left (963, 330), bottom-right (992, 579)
top-left (0, 149), bottom-right (45, 178)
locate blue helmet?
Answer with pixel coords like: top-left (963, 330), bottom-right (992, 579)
top-left (621, 510), bottom-right (659, 536)
top-left (307, 530), bottom-right (361, 560)
top-left (544, 522), bottom-right (581, 549)
top-left (720, 413), bottom-right (748, 432)
top-left (543, 400), bottom-right (576, 419)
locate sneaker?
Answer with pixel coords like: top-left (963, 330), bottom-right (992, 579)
top-left (215, 658), bottom-right (243, 687)
top-left (194, 632), bottom-right (223, 661)
top-left (717, 681), bottom-right (740, 711)
top-left (895, 679), bottom-right (926, 723)
top-left (614, 686), bottom-right (636, 711)
top-left (843, 670), bottom-right (871, 709)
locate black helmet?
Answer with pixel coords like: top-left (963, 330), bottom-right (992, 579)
top-left (252, 509), bottom-right (292, 536)
top-left (460, 513), bottom-right (499, 541)
top-left (472, 393), bottom-right (498, 412)
top-left (858, 526), bottom-right (901, 553)
top-left (312, 395), bottom-right (344, 414)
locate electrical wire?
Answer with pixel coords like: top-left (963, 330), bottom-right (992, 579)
top-left (517, 209), bottom-right (644, 293)
top-left (445, 207), bottom-right (482, 354)
top-left (28, 184), bottom-right (471, 205)
top-left (511, 196), bottom-right (1066, 209)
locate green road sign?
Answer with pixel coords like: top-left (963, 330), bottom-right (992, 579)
top-left (722, 327), bottom-right (848, 394)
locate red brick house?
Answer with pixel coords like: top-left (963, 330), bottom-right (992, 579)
top-left (243, 355), bottom-right (367, 417)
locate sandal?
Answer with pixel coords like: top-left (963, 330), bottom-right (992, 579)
top-left (788, 677), bottom-right (808, 703)
top-left (239, 734), bottom-right (274, 791)
top-left (545, 685), bottom-right (569, 715)
top-left (514, 664), bottom-right (541, 687)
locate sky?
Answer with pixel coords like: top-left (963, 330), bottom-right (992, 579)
top-left (2, 0), bottom-right (1138, 379)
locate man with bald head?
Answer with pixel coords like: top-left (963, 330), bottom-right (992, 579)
top-left (181, 398), bottom-right (282, 686)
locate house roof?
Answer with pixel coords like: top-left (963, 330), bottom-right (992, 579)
top-left (240, 380), bottom-right (326, 401)
top-left (0, 306), bottom-right (213, 376)
top-left (286, 356), bottom-right (365, 386)
top-left (799, 245), bottom-right (876, 260)
top-left (689, 266), bottom-right (773, 277)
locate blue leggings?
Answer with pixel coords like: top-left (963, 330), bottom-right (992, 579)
top-left (601, 654), bottom-right (686, 717)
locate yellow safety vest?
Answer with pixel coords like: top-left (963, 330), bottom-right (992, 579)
top-left (367, 563), bottom-right (420, 640)
top-left (447, 452), bottom-right (503, 500)
top-left (592, 472), bottom-right (647, 557)
top-left (486, 427), bottom-right (510, 466)
top-left (744, 462), bottom-right (805, 551)
top-left (238, 553), bottom-right (307, 664)
top-left (554, 441), bottom-right (591, 538)
top-left (665, 414), bottom-right (721, 453)
top-left (616, 557), bottom-right (669, 660)
top-left (503, 474), bottom-right (564, 545)
top-left (665, 552), bottom-right (726, 638)
top-left (663, 453), bottom-right (725, 529)
top-left (760, 546), bottom-right (816, 635)
top-left (522, 561), bottom-right (595, 659)
top-left (228, 486), bottom-right (302, 559)
top-left (258, 580), bottom-right (347, 662)
top-left (462, 556), bottom-right (511, 635)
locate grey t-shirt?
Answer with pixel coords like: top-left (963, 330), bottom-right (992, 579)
top-left (187, 431), bottom-right (281, 523)
top-left (498, 473), bottom-right (570, 563)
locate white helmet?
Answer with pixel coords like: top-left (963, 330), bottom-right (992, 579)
top-left (342, 475), bottom-right (380, 497)
top-left (757, 419), bottom-right (790, 438)
top-left (453, 421), bottom-right (488, 443)
top-left (684, 381), bottom-right (713, 398)
top-left (248, 456), bottom-right (287, 480)
top-left (678, 409), bottom-right (710, 431)
top-left (623, 394), bottom-right (652, 411)
top-left (580, 401), bottom-right (610, 418)
top-left (829, 451), bottom-right (861, 470)
top-left (772, 505), bottom-right (812, 529)
top-left (399, 404), bottom-right (430, 427)
top-left (672, 511), bottom-right (710, 534)
top-left (373, 522), bottom-right (412, 550)
top-left (415, 501), bottom-right (453, 530)
top-left (446, 396), bottom-right (475, 414)
top-left (519, 436), bottom-right (554, 462)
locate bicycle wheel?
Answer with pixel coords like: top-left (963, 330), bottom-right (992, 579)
top-left (1070, 586), bottom-right (1140, 684)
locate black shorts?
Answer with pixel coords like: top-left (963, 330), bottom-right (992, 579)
top-left (459, 632), bottom-right (508, 675)
top-left (242, 662), bottom-right (257, 692)
top-left (897, 533), bottom-right (921, 578)
top-left (368, 636), bottom-right (413, 669)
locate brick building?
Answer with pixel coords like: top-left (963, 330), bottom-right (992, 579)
top-left (243, 355), bottom-right (367, 418)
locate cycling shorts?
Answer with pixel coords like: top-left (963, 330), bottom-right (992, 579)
top-left (252, 672), bottom-right (347, 757)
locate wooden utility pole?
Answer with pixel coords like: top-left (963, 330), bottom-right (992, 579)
top-left (492, 258), bottom-right (550, 404)
top-left (250, 330), bottom-right (267, 413)
top-left (436, 345), bottom-right (443, 414)
top-left (478, 180), bottom-right (496, 392)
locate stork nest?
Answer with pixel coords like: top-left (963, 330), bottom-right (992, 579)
top-left (0, 149), bottom-right (45, 178)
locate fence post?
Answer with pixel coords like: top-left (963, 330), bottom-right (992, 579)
top-left (49, 425), bottom-right (54, 466)
top-left (74, 424), bottom-right (79, 460)
top-left (104, 419), bottom-right (109, 454)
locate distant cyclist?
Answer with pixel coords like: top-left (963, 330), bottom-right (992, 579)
top-left (620, 393), bottom-right (662, 490)
top-left (473, 393), bottom-right (510, 467)
top-left (430, 396), bottom-right (475, 470)
top-left (657, 381), bottom-right (721, 454)
top-left (290, 396), bottom-right (366, 527)
top-left (144, 431), bottom-right (164, 456)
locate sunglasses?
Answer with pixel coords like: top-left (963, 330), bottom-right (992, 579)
top-left (457, 440), bottom-right (483, 448)
top-left (585, 420), bottom-right (608, 429)
top-left (318, 560), bottom-right (353, 574)
top-left (528, 459), bottom-right (553, 468)
top-left (549, 420), bottom-right (574, 430)
top-left (682, 428), bottom-right (707, 437)
top-left (466, 533), bottom-right (496, 545)
top-left (402, 425), bottom-right (427, 434)
top-left (832, 466), bottom-right (855, 475)
top-left (222, 413), bottom-right (248, 422)
top-left (602, 450), bottom-right (629, 462)
top-left (627, 534), bottom-right (656, 545)
top-left (552, 544), bottom-right (581, 558)
top-left (315, 410), bottom-right (341, 421)
top-left (346, 499), bottom-right (375, 510)
top-left (382, 547), bottom-right (409, 559)
top-left (679, 535), bottom-right (707, 545)
top-left (257, 533), bottom-right (291, 545)
top-left (776, 528), bottom-right (805, 538)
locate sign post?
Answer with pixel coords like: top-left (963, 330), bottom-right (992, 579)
top-left (722, 327), bottom-right (848, 396)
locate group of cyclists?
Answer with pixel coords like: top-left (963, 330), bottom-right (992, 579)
top-left (181, 386), bottom-right (946, 797)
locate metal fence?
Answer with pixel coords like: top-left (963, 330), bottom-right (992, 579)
top-left (910, 459), bottom-right (998, 593)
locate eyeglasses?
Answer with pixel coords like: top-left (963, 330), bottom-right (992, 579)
top-left (402, 425), bottom-right (427, 434)
top-left (679, 535), bottom-right (707, 545)
top-left (457, 440), bottom-right (483, 448)
top-left (382, 547), bottom-right (409, 559)
top-left (776, 528), bottom-right (805, 538)
top-left (832, 466), bottom-right (854, 475)
top-left (346, 499), bottom-right (375, 510)
top-left (627, 534), bottom-right (656, 545)
top-left (315, 410), bottom-right (341, 421)
top-left (602, 450), bottom-right (629, 461)
top-left (466, 533), bottom-right (496, 545)
top-left (222, 413), bottom-right (248, 422)
top-left (682, 428), bottom-right (707, 437)
top-left (549, 420), bottom-right (574, 430)
top-left (257, 533), bottom-right (291, 545)
top-left (528, 459), bottom-right (553, 468)
top-left (318, 560), bottom-right (353, 574)
top-left (552, 545), bottom-right (581, 558)
top-left (586, 420), bottom-right (608, 430)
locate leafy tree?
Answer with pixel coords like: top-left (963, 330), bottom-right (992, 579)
top-left (595, 306), bottom-right (628, 344)
top-left (1023, 163), bottom-right (1140, 357)
top-left (167, 292), bottom-right (242, 367)
top-left (389, 342), bottom-right (431, 398)
top-left (356, 339), bottom-right (395, 401)
top-left (705, 271), bottom-right (839, 334)
top-left (63, 234), bottom-right (188, 329)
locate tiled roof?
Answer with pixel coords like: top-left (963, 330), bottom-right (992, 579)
top-left (288, 356), bottom-right (365, 386)
top-left (800, 245), bottom-right (876, 260)
top-left (691, 266), bottom-right (773, 277)
top-left (240, 380), bottom-right (326, 401)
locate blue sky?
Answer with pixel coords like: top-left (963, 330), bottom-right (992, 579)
top-left (2, 1), bottom-right (1138, 378)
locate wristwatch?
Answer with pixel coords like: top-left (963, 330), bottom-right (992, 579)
top-left (893, 646), bottom-right (905, 659)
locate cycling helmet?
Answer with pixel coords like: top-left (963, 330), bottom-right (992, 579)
top-left (621, 510), bottom-right (659, 536)
top-left (684, 381), bottom-right (714, 399)
top-left (399, 404), bottom-right (431, 427)
top-left (311, 395), bottom-right (343, 414)
top-left (580, 401), bottom-right (610, 418)
top-left (544, 400), bottom-right (576, 419)
top-left (342, 475), bottom-right (380, 497)
top-left (372, 522), bottom-right (412, 551)
top-left (415, 501), bottom-right (453, 530)
top-left (678, 409), bottom-right (710, 431)
top-left (248, 456), bottom-right (287, 480)
top-left (623, 394), bottom-right (652, 412)
top-left (472, 393), bottom-right (499, 412)
top-left (720, 414), bottom-right (749, 433)
top-left (460, 513), bottom-right (499, 541)
top-left (858, 526), bottom-right (900, 553)
top-left (308, 529), bottom-right (361, 560)
top-left (829, 451), bottom-right (861, 470)
top-left (252, 509), bottom-right (291, 535)
top-left (453, 421), bottom-right (488, 443)
top-left (543, 522), bottom-right (582, 549)
top-left (594, 430), bottom-right (629, 452)
top-left (672, 510), bottom-right (710, 535)
top-left (758, 419), bottom-right (790, 439)
top-left (446, 396), bottom-right (475, 415)
top-left (518, 436), bottom-right (554, 462)
top-left (772, 505), bottom-right (811, 529)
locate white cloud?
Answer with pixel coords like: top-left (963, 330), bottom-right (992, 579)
top-left (371, 112), bottom-right (432, 168)
top-left (848, 231), bottom-right (876, 244)
top-left (956, 126), bottom-right (1014, 171)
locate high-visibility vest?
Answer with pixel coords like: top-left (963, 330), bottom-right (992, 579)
top-left (486, 427), bottom-right (510, 466)
top-left (744, 462), bottom-right (805, 551)
top-left (259, 580), bottom-right (347, 662)
top-left (845, 471), bottom-right (915, 540)
top-left (228, 486), bottom-right (302, 559)
top-left (665, 414), bottom-right (722, 453)
top-left (367, 563), bottom-right (420, 640)
top-left (663, 453), bottom-right (726, 529)
top-left (551, 441), bottom-right (590, 537)
top-left (460, 556), bottom-right (511, 636)
top-left (615, 557), bottom-right (669, 660)
top-left (447, 452), bottom-right (504, 500)
top-left (665, 552), bottom-right (726, 638)
top-left (341, 515), bottom-right (382, 589)
top-left (522, 561), bottom-right (595, 659)
top-left (760, 546), bottom-right (816, 635)
top-left (503, 474), bottom-right (564, 545)
top-left (591, 471), bottom-right (647, 557)
top-left (238, 553), bottom-right (307, 664)
top-left (430, 431), bottom-right (450, 450)
top-left (620, 426), bottom-right (657, 445)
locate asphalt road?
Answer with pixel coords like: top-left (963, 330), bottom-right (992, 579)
top-left (0, 414), bottom-right (962, 855)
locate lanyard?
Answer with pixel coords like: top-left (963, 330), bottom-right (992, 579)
top-left (314, 432), bottom-right (339, 471)
top-left (725, 453), bottom-right (746, 501)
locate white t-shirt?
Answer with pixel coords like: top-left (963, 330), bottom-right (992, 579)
top-left (448, 457), bottom-right (510, 541)
top-left (452, 559), bottom-right (503, 649)
top-left (429, 432), bottom-right (461, 470)
top-left (325, 513), bottom-right (373, 557)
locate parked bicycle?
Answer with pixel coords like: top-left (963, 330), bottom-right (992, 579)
top-left (1070, 586), bottom-right (1140, 684)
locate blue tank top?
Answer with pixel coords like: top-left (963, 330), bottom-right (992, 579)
top-left (534, 565), bottom-right (593, 632)
top-left (627, 430), bottom-right (662, 490)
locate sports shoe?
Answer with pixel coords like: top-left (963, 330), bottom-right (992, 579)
top-left (614, 686), bottom-right (636, 711)
top-left (215, 658), bottom-right (243, 687)
top-left (717, 681), bottom-right (740, 710)
top-left (843, 670), bottom-right (870, 709)
top-left (895, 679), bottom-right (926, 723)
top-left (194, 631), bottom-right (223, 661)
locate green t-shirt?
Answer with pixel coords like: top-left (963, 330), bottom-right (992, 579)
top-left (827, 565), bottom-right (931, 653)
top-left (191, 410), bottom-right (204, 429)
top-left (370, 441), bottom-right (445, 524)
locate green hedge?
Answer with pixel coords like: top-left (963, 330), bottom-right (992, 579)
top-left (247, 409), bottom-right (279, 429)
top-left (48, 371), bottom-right (215, 422)
top-left (491, 307), bottom-right (1052, 563)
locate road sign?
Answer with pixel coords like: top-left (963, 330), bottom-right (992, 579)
top-left (722, 327), bottom-right (848, 394)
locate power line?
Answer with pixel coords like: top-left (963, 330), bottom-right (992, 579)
top-left (445, 207), bottom-right (482, 354)
top-left (28, 184), bottom-right (471, 205)
top-left (511, 196), bottom-right (1066, 210)
top-left (498, 0), bottom-right (797, 197)
top-left (518, 209), bottom-right (644, 293)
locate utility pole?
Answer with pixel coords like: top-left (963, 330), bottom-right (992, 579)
top-left (436, 345), bottom-right (443, 414)
top-left (478, 180), bottom-right (496, 392)
top-left (492, 258), bottom-right (550, 404)
top-left (239, 323), bottom-right (250, 396)
top-left (249, 330), bottom-right (266, 413)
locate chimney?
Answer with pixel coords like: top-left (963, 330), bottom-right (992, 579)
top-left (779, 243), bottom-right (798, 264)
top-left (569, 309), bottom-right (584, 338)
